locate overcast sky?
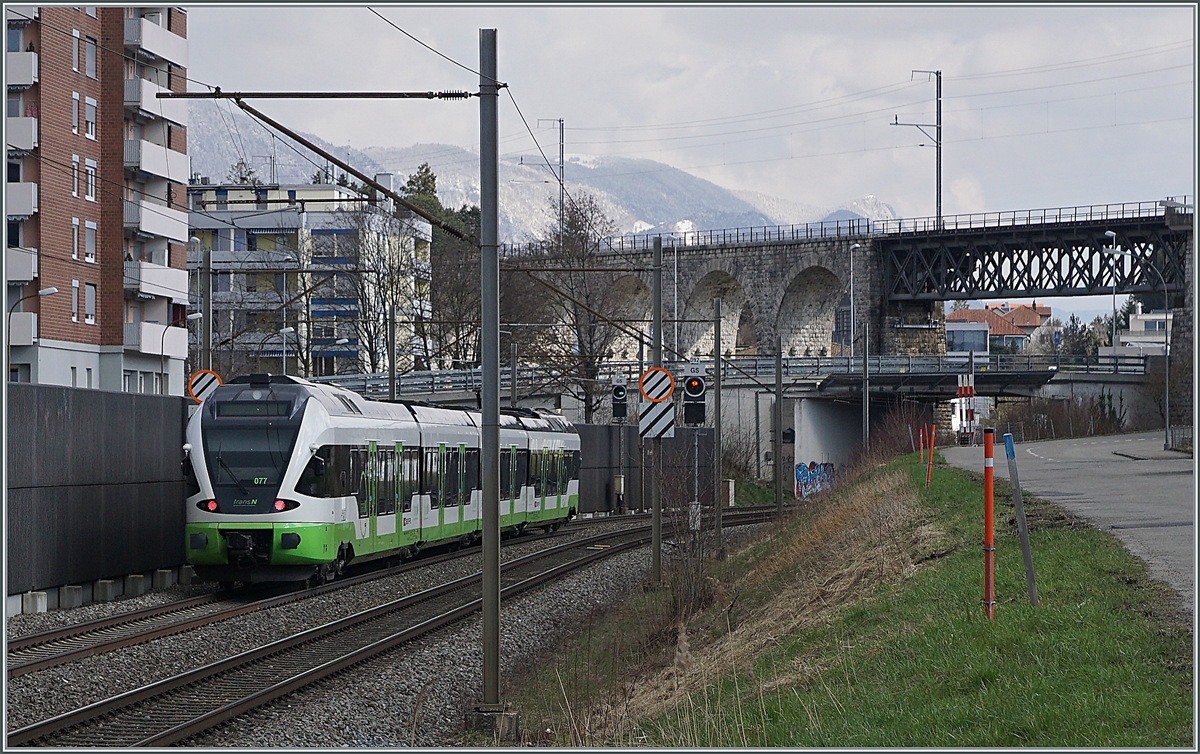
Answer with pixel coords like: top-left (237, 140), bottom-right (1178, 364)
top-left (188, 4), bottom-right (1196, 321)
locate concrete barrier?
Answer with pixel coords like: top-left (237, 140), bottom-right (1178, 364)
top-left (124, 574), bottom-right (148, 597)
top-left (21, 591), bottom-right (47, 614)
top-left (94, 579), bottom-right (117, 602)
top-left (152, 569), bottom-right (174, 591)
top-left (59, 584), bottom-right (83, 609)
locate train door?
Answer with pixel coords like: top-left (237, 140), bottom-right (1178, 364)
top-left (367, 441), bottom-right (379, 549)
top-left (398, 442), bottom-right (419, 544)
top-left (376, 444), bottom-right (397, 550)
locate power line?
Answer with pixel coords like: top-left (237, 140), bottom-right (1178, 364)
top-left (366, 7), bottom-right (502, 86)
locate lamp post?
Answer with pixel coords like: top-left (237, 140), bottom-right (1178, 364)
top-left (160, 311), bottom-right (203, 395)
top-left (1104, 230), bottom-right (1118, 363)
top-left (1101, 237), bottom-right (1171, 450)
top-left (278, 326), bottom-right (295, 376)
top-left (7, 286), bottom-right (58, 382)
top-left (849, 243), bottom-right (861, 359)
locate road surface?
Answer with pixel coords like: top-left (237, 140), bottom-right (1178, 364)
top-left (941, 431), bottom-right (1194, 612)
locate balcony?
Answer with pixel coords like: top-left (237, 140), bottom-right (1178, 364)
top-left (123, 77), bottom-right (187, 127)
top-left (6, 116), bottom-right (37, 152)
top-left (124, 17), bottom-right (188, 68)
top-left (9, 312), bottom-right (36, 346)
top-left (124, 320), bottom-right (188, 358)
top-left (124, 260), bottom-right (190, 304)
top-left (5, 51), bottom-right (37, 88)
top-left (5, 6), bottom-right (37, 23)
top-left (124, 199), bottom-right (189, 243)
top-left (6, 182), bottom-right (37, 219)
top-left (124, 139), bottom-right (188, 182)
top-left (6, 246), bottom-right (37, 284)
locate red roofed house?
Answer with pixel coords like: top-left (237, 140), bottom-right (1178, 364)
top-left (946, 307), bottom-right (1030, 354)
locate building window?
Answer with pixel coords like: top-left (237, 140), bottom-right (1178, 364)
top-left (85, 36), bottom-right (97, 79)
top-left (72, 155), bottom-right (79, 196)
top-left (85, 221), bottom-right (96, 262)
top-left (84, 161), bottom-right (96, 201)
top-left (72, 92), bottom-right (79, 133)
top-left (84, 283), bottom-right (97, 324)
top-left (72, 29), bottom-right (80, 71)
top-left (8, 91), bottom-right (21, 118)
top-left (7, 27), bottom-right (20, 52)
top-left (85, 7), bottom-right (97, 18)
top-left (72, 218), bottom-right (79, 259)
top-left (8, 220), bottom-right (20, 248)
top-left (7, 160), bottom-right (19, 183)
top-left (84, 97), bottom-right (96, 139)
top-left (72, 280), bottom-right (79, 322)
top-left (86, 368), bottom-right (93, 389)
top-left (123, 370), bottom-right (134, 392)
top-left (71, 366), bottom-right (78, 387)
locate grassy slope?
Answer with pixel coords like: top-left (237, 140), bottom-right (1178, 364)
top-left (503, 453), bottom-right (1193, 747)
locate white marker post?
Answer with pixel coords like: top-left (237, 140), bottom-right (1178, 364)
top-left (1003, 433), bottom-right (1040, 607)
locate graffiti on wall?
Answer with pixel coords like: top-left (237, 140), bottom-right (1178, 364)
top-left (795, 461), bottom-right (835, 499)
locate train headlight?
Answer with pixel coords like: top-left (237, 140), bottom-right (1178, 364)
top-left (199, 500), bottom-right (218, 512)
top-left (273, 499), bottom-right (299, 512)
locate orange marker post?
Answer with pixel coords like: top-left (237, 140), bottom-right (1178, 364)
top-left (983, 427), bottom-right (996, 621)
top-left (925, 423), bottom-right (935, 488)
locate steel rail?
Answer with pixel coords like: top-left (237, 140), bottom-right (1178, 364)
top-left (8, 510), bottom-right (772, 747)
top-left (5, 514), bottom-right (641, 678)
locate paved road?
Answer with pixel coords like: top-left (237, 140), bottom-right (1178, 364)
top-left (941, 431), bottom-right (1195, 612)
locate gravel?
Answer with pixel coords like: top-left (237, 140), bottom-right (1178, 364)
top-left (6, 517), bottom-right (769, 745)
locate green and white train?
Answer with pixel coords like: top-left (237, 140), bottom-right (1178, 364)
top-left (184, 374), bottom-right (580, 585)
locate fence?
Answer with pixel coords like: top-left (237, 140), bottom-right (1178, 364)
top-left (6, 384), bottom-right (189, 594)
top-left (576, 425), bottom-right (715, 514)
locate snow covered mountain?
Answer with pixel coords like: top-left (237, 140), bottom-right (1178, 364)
top-left (187, 100), bottom-right (896, 242)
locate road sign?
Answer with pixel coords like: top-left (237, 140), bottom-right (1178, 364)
top-left (187, 369), bottom-right (223, 404)
top-left (639, 399), bottom-right (675, 438)
top-left (639, 367), bottom-right (675, 403)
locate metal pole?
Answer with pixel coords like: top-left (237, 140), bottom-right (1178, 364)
top-left (774, 334), bottom-right (783, 515)
top-left (935, 70), bottom-right (942, 227)
top-left (849, 245), bottom-right (855, 359)
top-left (651, 236), bottom-right (663, 584)
top-left (478, 28), bottom-right (501, 709)
top-left (510, 339), bottom-right (517, 409)
top-left (1003, 433), bottom-right (1040, 606)
top-left (713, 297), bottom-right (723, 553)
top-left (862, 321), bottom-right (869, 452)
top-left (1162, 268), bottom-right (1170, 450)
top-left (558, 118), bottom-right (564, 253)
top-left (388, 301), bottom-right (396, 401)
top-left (201, 243), bottom-right (212, 371)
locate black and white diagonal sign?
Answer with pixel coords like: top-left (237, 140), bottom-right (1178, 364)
top-left (639, 399), bottom-right (675, 438)
top-left (639, 367), bottom-right (675, 403)
top-left (187, 369), bottom-right (223, 404)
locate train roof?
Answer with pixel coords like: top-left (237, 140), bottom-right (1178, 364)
top-left (224, 374), bottom-right (574, 432)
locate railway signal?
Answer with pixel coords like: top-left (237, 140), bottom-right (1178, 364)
top-left (611, 376), bottom-right (628, 420)
top-left (682, 366), bottom-right (706, 425)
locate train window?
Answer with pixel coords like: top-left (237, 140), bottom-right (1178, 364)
top-left (529, 450), bottom-right (543, 498)
top-left (465, 447), bottom-right (480, 492)
top-left (350, 447), bottom-right (370, 518)
top-left (424, 447), bottom-right (441, 507)
top-left (445, 447), bottom-right (461, 508)
top-left (500, 449), bottom-right (513, 501)
top-left (378, 450), bottom-right (395, 516)
top-left (215, 400), bottom-right (290, 417)
top-left (400, 448), bottom-right (418, 512)
top-left (517, 450), bottom-right (529, 495)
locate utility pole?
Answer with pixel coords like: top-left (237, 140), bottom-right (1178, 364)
top-left (774, 334), bottom-right (784, 515)
top-left (651, 235), bottom-right (663, 584)
top-left (893, 69), bottom-right (942, 227)
top-left (713, 297), bottom-right (724, 556)
top-left (863, 321), bottom-right (870, 452)
top-left (201, 240), bottom-right (212, 371)
top-left (510, 339), bottom-right (518, 408)
top-left (537, 117), bottom-right (565, 250)
top-left (476, 27), bottom-right (505, 728)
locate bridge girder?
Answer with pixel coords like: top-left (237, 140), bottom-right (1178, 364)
top-left (881, 218), bottom-right (1189, 301)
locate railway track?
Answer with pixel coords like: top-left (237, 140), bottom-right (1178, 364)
top-left (8, 508), bottom-right (772, 747)
top-left (5, 515), bottom-right (628, 679)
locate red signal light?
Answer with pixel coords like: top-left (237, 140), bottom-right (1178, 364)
top-left (274, 499), bottom-right (287, 511)
top-left (205, 500), bottom-right (218, 512)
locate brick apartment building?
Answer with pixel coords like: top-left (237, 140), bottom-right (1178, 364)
top-left (6, 6), bottom-right (190, 394)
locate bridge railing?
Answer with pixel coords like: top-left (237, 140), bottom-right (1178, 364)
top-left (310, 354), bottom-right (1145, 399)
top-left (497, 196), bottom-right (1190, 257)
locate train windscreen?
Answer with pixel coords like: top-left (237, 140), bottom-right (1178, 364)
top-left (203, 427), bottom-right (299, 511)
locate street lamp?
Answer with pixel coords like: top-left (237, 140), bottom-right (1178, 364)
top-left (7, 286), bottom-right (58, 382)
top-left (849, 243), bottom-right (861, 359)
top-left (1101, 237), bottom-right (1171, 450)
top-left (159, 311), bottom-right (203, 395)
top-left (278, 326), bottom-right (295, 376)
top-left (1104, 230), bottom-right (1118, 362)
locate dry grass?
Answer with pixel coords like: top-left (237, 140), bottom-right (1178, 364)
top-left (552, 466), bottom-right (936, 745)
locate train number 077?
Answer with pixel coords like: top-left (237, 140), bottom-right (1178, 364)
top-left (254, 477), bottom-right (268, 485)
